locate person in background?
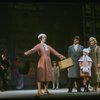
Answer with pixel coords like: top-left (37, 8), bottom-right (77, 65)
top-left (14, 57), bottom-right (24, 90)
top-left (67, 35), bottom-right (84, 92)
top-left (24, 33), bottom-right (65, 96)
top-left (52, 61), bottom-right (60, 89)
top-left (0, 50), bottom-right (10, 91)
top-left (88, 37), bottom-right (100, 92)
top-left (78, 48), bottom-right (92, 92)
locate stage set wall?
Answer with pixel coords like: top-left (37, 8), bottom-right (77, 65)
top-left (0, 2), bottom-right (83, 89)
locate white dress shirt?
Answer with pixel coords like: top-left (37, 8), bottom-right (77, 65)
top-left (73, 44), bottom-right (79, 51)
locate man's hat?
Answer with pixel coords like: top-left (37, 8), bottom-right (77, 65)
top-left (74, 35), bottom-right (80, 40)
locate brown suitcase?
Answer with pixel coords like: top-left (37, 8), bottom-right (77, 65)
top-left (58, 58), bottom-right (73, 69)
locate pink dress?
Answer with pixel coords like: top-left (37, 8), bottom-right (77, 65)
top-left (78, 55), bottom-right (92, 77)
top-left (25, 43), bottom-right (64, 82)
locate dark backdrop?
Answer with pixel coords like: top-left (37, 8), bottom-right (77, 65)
top-left (0, 2), bottom-right (83, 89)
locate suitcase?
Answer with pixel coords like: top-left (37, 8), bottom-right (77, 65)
top-left (58, 58), bottom-right (73, 69)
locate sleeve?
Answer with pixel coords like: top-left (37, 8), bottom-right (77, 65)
top-left (88, 61), bottom-right (92, 67)
top-left (97, 46), bottom-right (100, 64)
top-left (68, 46), bottom-right (71, 57)
top-left (6, 59), bottom-right (10, 69)
top-left (80, 45), bottom-right (84, 56)
top-left (0, 56), bottom-right (1, 65)
top-left (49, 46), bottom-right (65, 60)
top-left (24, 44), bottom-right (39, 56)
top-left (79, 61), bottom-right (82, 67)
top-left (82, 45), bottom-right (84, 50)
top-left (80, 46), bottom-right (84, 55)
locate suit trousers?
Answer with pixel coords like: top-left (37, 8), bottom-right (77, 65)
top-left (68, 77), bottom-right (82, 92)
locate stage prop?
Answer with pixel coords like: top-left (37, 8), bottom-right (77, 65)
top-left (58, 58), bottom-right (73, 69)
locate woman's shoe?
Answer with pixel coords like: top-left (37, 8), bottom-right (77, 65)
top-left (44, 91), bottom-right (51, 95)
top-left (38, 92), bottom-right (43, 96)
top-left (86, 88), bottom-right (90, 92)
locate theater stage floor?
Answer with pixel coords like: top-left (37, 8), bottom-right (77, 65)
top-left (0, 88), bottom-right (100, 99)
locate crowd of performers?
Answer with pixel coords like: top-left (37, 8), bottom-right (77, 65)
top-left (0, 33), bottom-right (100, 96)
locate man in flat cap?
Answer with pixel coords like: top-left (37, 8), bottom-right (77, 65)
top-left (67, 35), bottom-right (84, 92)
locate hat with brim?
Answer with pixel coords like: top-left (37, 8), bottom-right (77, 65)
top-left (38, 33), bottom-right (47, 39)
top-left (74, 35), bottom-right (80, 40)
top-left (83, 48), bottom-right (89, 53)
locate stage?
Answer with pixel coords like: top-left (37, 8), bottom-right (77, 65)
top-left (0, 87), bottom-right (100, 99)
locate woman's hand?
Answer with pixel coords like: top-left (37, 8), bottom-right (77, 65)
top-left (24, 52), bottom-right (28, 56)
top-left (97, 64), bottom-right (100, 68)
top-left (63, 56), bottom-right (66, 59)
top-left (1, 65), bottom-right (4, 70)
top-left (61, 56), bottom-right (66, 60)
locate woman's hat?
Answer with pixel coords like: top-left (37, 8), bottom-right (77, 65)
top-left (38, 33), bottom-right (47, 39)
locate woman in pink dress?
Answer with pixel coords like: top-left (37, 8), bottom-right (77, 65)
top-left (24, 33), bottom-right (65, 96)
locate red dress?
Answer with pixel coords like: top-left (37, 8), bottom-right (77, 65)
top-left (25, 43), bottom-right (64, 82)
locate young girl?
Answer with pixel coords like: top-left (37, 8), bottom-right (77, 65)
top-left (52, 61), bottom-right (60, 89)
top-left (78, 48), bottom-right (92, 92)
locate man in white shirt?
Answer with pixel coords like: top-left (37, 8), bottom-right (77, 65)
top-left (67, 35), bottom-right (84, 92)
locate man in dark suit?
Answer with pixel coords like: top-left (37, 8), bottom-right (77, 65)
top-left (67, 36), bottom-right (84, 92)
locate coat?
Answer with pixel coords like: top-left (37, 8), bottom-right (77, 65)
top-left (68, 44), bottom-right (84, 78)
top-left (88, 45), bottom-right (100, 83)
top-left (25, 43), bottom-right (64, 82)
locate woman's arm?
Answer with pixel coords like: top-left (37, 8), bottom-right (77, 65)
top-left (24, 44), bottom-right (39, 56)
top-left (49, 46), bottom-right (66, 60)
top-left (97, 46), bottom-right (100, 67)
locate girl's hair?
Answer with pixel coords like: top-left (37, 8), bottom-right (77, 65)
top-left (89, 37), bottom-right (97, 44)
